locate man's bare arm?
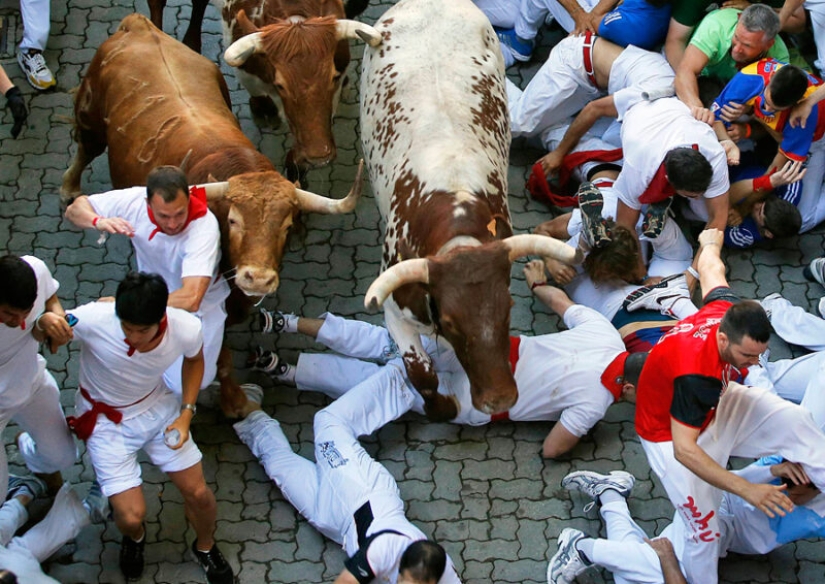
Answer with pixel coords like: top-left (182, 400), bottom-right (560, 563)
top-left (675, 46), bottom-right (713, 123)
top-left (664, 19), bottom-right (694, 70)
top-left (333, 569), bottom-right (360, 584)
top-left (168, 276), bottom-right (211, 313)
top-left (541, 97), bottom-right (619, 175)
top-left (65, 195), bottom-right (135, 237)
top-left (696, 228), bottom-right (727, 297)
top-left (645, 538), bottom-right (688, 584)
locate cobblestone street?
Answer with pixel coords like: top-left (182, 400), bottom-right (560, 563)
top-left (1, 0), bottom-right (824, 582)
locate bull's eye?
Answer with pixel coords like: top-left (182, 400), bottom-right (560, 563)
top-left (274, 83), bottom-right (285, 92)
top-left (228, 217), bottom-right (238, 226)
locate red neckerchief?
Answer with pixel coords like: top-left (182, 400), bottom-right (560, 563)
top-left (146, 185), bottom-right (209, 241)
top-left (638, 144), bottom-right (699, 205)
top-left (124, 315), bottom-right (168, 356)
top-left (527, 148), bottom-right (623, 207)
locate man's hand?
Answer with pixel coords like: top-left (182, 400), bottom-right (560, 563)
top-left (165, 411), bottom-right (193, 450)
top-left (698, 228), bottom-right (724, 248)
top-left (771, 461), bottom-right (811, 486)
top-left (690, 105), bottom-right (714, 125)
top-left (570, 8), bottom-right (596, 35)
top-left (4, 86), bottom-right (27, 138)
top-left (789, 99), bottom-right (814, 128)
top-left (770, 159), bottom-right (806, 188)
top-left (95, 216), bottom-right (135, 237)
top-left (645, 537), bottom-right (676, 559)
top-left (544, 256), bottom-right (576, 286)
top-left (717, 101), bottom-right (747, 123)
top-left (36, 312), bottom-right (73, 353)
top-left (538, 150), bottom-right (564, 178)
top-left (523, 259), bottom-right (548, 289)
top-left (720, 139), bottom-right (740, 165)
top-left (727, 208), bottom-right (743, 227)
top-left (727, 123), bottom-right (749, 142)
top-left (741, 482), bottom-right (794, 517)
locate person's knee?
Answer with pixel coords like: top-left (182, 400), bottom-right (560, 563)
top-left (111, 498), bottom-right (146, 534)
top-left (181, 480), bottom-right (216, 510)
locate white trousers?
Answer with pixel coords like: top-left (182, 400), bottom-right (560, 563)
top-left (795, 138), bottom-right (825, 233)
top-left (0, 482), bottom-right (89, 584)
top-left (164, 301), bottom-right (226, 394)
top-left (806, 1), bottom-right (825, 75)
top-left (234, 365), bottom-right (415, 551)
top-left (509, 36), bottom-right (604, 139)
top-left (590, 500), bottom-right (666, 584)
top-left (473, 0), bottom-right (597, 36)
top-left (641, 382), bottom-right (825, 584)
top-left (0, 368), bottom-right (76, 503)
top-left (19, 0), bottom-right (50, 52)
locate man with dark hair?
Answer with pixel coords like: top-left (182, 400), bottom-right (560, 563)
top-left (663, 148), bottom-right (713, 194)
top-left (712, 59), bottom-right (825, 232)
top-left (0, 254), bottom-right (76, 501)
top-left (634, 228), bottom-right (825, 584)
top-left (231, 368), bottom-right (462, 583)
top-left (253, 261), bottom-right (639, 458)
top-left (65, 165), bottom-right (230, 396)
top-left (67, 272), bottom-right (234, 583)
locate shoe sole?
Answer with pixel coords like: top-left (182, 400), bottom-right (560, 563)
top-left (578, 184), bottom-right (611, 247)
top-left (804, 260), bottom-right (825, 286)
top-left (561, 470), bottom-right (634, 497)
top-left (546, 528), bottom-right (583, 584)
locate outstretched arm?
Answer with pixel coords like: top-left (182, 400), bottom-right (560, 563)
top-left (539, 97), bottom-right (618, 176)
top-left (524, 259), bottom-right (576, 317)
top-left (696, 228), bottom-right (728, 298)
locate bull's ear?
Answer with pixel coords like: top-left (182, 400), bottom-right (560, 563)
top-left (236, 10), bottom-right (260, 35)
top-left (490, 214), bottom-right (512, 240)
top-left (208, 173), bottom-right (218, 183)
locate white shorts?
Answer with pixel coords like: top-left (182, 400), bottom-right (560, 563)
top-left (85, 390), bottom-right (203, 497)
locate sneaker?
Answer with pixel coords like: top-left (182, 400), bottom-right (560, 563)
top-left (249, 347), bottom-right (291, 378)
top-left (192, 540), bottom-right (235, 584)
top-left (819, 297), bottom-right (825, 320)
top-left (83, 480), bottom-right (110, 524)
top-left (641, 198), bottom-right (673, 239)
top-left (240, 383), bottom-right (263, 405)
top-left (6, 474), bottom-right (47, 501)
top-left (562, 470), bottom-right (635, 512)
top-left (803, 257), bottom-right (825, 287)
top-left (547, 528), bottom-right (591, 584)
top-left (577, 181), bottom-right (612, 249)
top-left (759, 292), bottom-right (785, 319)
top-left (17, 49), bottom-right (56, 90)
top-left (120, 531), bottom-right (145, 581)
top-left (494, 27), bottom-right (533, 62)
top-left (622, 274), bottom-right (690, 316)
top-left (258, 309), bottom-right (298, 334)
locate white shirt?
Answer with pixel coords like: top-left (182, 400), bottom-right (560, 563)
top-left (0, 256), bottom-right (58, 410)
top-left (88, 187), bottom-right (230, 314)
top-left (615, 98), bottom-right (730, 211)
top-left (71, 302), bottom-right (203, 417)
top-left (608, 44), bottom-right (675, 121)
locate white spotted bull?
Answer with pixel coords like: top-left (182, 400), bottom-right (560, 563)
top-left (360, 0), bottom-right (580, 418)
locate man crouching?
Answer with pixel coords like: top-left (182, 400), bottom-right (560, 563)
top-left (68, 272), bottom-right (234, 583)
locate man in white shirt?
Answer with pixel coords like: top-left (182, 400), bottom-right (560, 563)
top-left (68, 272), bottom-right (233, 584)
top-left (0, 255), bottom-right (76, 501)
top-left (65, 165), bottom-right (230, 395)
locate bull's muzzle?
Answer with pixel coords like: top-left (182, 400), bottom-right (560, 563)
top-left (236, 265), bottom-right (280, 297)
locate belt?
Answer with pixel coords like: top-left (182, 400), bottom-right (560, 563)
top-left (582, 31), bottom-right (598, 88)
top-left (66, 385), bottom-right (157, 441)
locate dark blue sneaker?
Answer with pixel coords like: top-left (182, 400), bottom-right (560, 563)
top-left (494, 27), bottom-right (533, 62)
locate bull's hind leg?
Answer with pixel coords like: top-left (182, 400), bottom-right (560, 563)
top-left (183, 0), bottom-right (210, 53)
top-left (217, 344), bottom-right (251, 418)
top-left (61, 133), bottom-right (106, 204)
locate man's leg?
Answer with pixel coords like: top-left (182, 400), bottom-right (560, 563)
top-left (18, 0), bottom-right (49, 52)
top-left (108, 487), bottom-right (147, 542)
top-left (14, 369), bottom-right (76, 478)
top-left (166, 462), bottom-right (217, 549)
top-left (516, 0), bottom-right (599, 38)
top-left (0, 496), bottom-right (28, 547)
top-left (761, 293), bottom-right (825, 351)
top-left (796, 142), bottom-right (825, 233)
top-left (473, 0), bottom-right (519, 28)
top-left (296, 353), bottom-right (382, 399)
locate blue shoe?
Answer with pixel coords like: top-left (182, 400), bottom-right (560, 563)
top-left (7, 474), bottom-right (47, 501)
top-left (494, 27), bottom-right (533, 62)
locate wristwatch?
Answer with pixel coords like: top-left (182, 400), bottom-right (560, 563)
top-left (181, 403), bottom-right (197, 415)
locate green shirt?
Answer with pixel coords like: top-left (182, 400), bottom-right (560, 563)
top-left (689, 8), bottom-right (789, 81)
top-left (671, 0), bottom-right (785, 28)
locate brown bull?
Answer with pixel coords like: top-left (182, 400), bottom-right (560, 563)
top-left (61, 13), bottom-right (362, 415)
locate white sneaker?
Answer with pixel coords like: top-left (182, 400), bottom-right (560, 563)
top-left (818, 297), bottom-right (825, 320)
top-left (547, 528), bottom-right (591, 584)
top-left (623, 274), bottom-right (689, 317)
top-left (17, 49), bottom-right (56, 90)
top-left (562, 470), bottom-right (635, 512)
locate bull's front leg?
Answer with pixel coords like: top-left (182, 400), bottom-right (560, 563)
top-left (216, 343), bottom-right (251, 418)
top-left (61, 131), bottom-right (106, 204)
top-left (384, 306), bottom-right (457, 422)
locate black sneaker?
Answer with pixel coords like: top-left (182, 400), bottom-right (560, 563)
top-left (192, 540), bottom-right (235, 584)
top-left (120, 532), bottom-right (145, 581)
top-left (577, 182), bottom-right (612, 248)
top-left (249, 347), bottom-right (289, 377)
top-left (641, 198), bottom-right (673, 239)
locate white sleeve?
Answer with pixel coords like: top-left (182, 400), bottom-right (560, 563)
top-left (181, 313), bottom-right (204, 359)
top-left (558, 391), bottom-right (613, 438)
top-left (68, 302), bottom-right (104, 342)
top-left (365, 533), bottom-right (412, 580)
top-left (23, 256), bottom-right (58, 302)
top-left (562, 305), bottom-right (612, 330)
top-left (87, 187), bottom-right (145, 221)
top-left (702, 145), bottom-right (731, 200)
top-left (613, 162), bottom-right (646, 211)
top-left (180, 212), bottom-right (221, 279)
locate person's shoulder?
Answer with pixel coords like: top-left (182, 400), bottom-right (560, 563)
top-left (20, 255), bottom-right (50, 279)
top-left (166, 307), bottom-right (201, 329)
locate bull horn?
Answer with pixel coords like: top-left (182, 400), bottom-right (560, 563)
top-left (224, 33), bottom-right (264, 67)
top-left (335, 20), bottom-right (382, 47)
top-left (198, 181), bottom-right (230, 201)
top-left (295, 159), bottom-right (365, 214)
top-left (364, 259), bottom-right (429, 312)
top-left (504, 234), bottom-right (583, 265)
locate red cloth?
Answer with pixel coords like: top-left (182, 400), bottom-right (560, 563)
top-left (490, 337), bottom-right (522, 423)
top-left (526, 148), bottom-right (623, 207)
top-left (124, 315), bottom-right (167, 356)
top-left (638, 144), bottom-right (698, 205)
top-left (67, 386), bottom-right (158, 441)
top-left (600, 351), bottom-right (630, 402)
top-left (146, 185), bottom-right (209, 241)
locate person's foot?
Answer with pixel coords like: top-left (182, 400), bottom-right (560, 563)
top-left (641, 198), bottom-right (673, 239)
top-left (803, 257), bottom-right (825, 287)
top-left (622, 274), bottom-right (689, 316)
top-left (6, 474), bottom-right (47, 502)
top-left (192, 540), bottom-right (235, 584)
top-left (82, 481), bottom-right (110, 524)
top-left (17, 49), bottom-right (56, 90)
top-left (577, 182), bottom-right (611, 248)
top-left (249, 347), bottom-right (295, 382)
top-left (547, 528), bottom-right (592, 584)
top-left (120, 530), bottom-right (146, 581)
top-left (258, 309), bottom-right (298, 334)
top-left (562, 470), bottom-right (635, 511)
top-left (494, 27), bottom-right (533, 62)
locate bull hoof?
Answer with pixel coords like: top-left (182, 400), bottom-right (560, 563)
top-left (249, 96), bottom-right (281, 129)
top-left (423, 394), bottom-right (459, 423)
top-left (219, 384), bottom-right (249, 419)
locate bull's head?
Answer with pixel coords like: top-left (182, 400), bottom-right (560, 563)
top-left (365, 235), bottom-right (581, 414)
top-left (224, 12), bottom-right (381, 172)
top-left (202, 161), bottom-right (364, 298)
